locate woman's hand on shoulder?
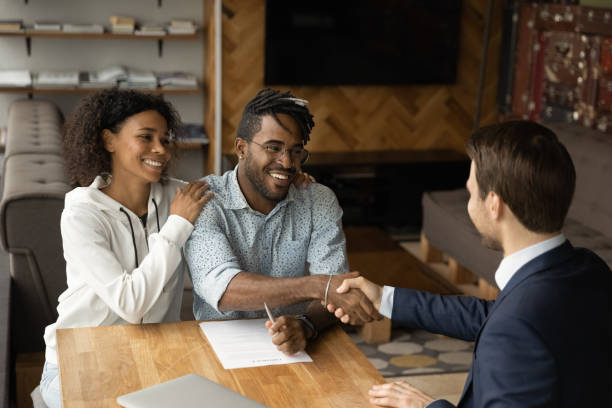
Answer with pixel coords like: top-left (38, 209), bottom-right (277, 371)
top-left (169, 180), bottom-right (213, 224)
top-left (293, 171), bottom-right (316, 188)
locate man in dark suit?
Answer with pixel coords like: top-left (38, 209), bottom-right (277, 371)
top-left (328, 121), bottom-right (612, 407)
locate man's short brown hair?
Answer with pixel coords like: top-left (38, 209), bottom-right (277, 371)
top-left (465, 121), bottom-right (575, 233)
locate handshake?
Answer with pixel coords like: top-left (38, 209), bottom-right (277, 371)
top-left (323, 271), bottom-right (384, 325)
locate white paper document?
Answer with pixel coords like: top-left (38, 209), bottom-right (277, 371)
top-left (199, 319), bottom-right (312, 369)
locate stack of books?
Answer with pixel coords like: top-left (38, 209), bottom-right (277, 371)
top-left (119, 69), bottom-right (157, 89)
top-left (0, 70), bottom-right (31, 87)
top-left (157, 71), bottom-right (198, 89)
top-left (63, 23), bottom-right (104, 34)
top-left (79, 65), bottom-right (127, 88)
top-left (33, 71), bottom-right (79, 88)
top-left (109, 16), bottom-right (135, 34)
top-left (135, 24), bottom-right (166, 36)
top-left (31, 21), bottom-right (62, 32)
top-left (167, 19), bottom-right (196, 35)
top-left (0, 20), bottom-right (23, 33)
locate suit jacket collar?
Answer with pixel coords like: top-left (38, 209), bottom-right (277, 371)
top-left (477, 240), bottom-right (574, 339)
top-left (497, 240), bottom-right (574, 302)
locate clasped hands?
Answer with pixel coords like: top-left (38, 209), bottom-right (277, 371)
top-left (324, 271), bottom-right (384, 325)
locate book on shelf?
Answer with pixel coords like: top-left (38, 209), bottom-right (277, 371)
top-left (111, 25), bottom-right (134, 34)
top-left (157, 71), bottom-right (198, 89)
top-left (33, 71), bottom-right (79, 88)
top-left (0, 20), bottom-right (24, 32)
top-left (78, 72), bottom-right (116, 89)
top-left (167, 19), bottom-right (196, 35)
top-left (119, 69), bottom-right (157, 89)
top-left (181, 124), bottom-right (209, 144)
top-left (135, 25), bottom-right (166, 36)
top-left (0, 70), bottom-right (31, 87)
top-left (62, 23), bottom-right (104, 34)
top-left (31, 21), bottom-right (62, 32)
top-left (109, 16), bottom-right (135, 34)
top-left (109, 16), bottom-right (135, 26)
top-left (94, 65), bottom-right (127, 83)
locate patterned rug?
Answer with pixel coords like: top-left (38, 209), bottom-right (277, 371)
top-left (346, 327), bottom-right (474, 377)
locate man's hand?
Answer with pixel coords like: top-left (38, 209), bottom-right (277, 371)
top-left (326, 274), bottom-right (383, 325)
top-left (368, 381), bottom-right (435, 408)
top-left (265, 316), bottom-right (307, 355)
top-left (324, 272), bottom-right (383, 325)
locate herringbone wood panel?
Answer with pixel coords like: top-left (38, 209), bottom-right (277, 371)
top-left (220, 0), bottom-right (501, 155)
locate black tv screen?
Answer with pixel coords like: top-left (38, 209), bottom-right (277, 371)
top-left (265, 0), bottom-right (462, 86)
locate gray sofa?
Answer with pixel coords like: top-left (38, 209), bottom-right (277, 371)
top-left (1, 99), bottom-right (70, 355)
top-left (421, 123), bottom-right (612, 290)
top-left (0, 99), bottom-right (195, 405)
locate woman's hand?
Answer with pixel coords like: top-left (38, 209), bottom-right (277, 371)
top-left (170, 181), bottom-right (213, 224)
top-left (293, 171), bottom-right (316, 188)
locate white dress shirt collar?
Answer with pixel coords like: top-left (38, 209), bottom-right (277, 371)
top-left (494, 234), bottom-right (566, 290)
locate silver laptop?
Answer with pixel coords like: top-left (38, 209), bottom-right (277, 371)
top-left (117, 373), bottom-right (267, 408)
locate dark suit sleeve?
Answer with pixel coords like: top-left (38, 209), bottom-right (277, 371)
top-left (392, 289), bottom-right (494, 341)
top-left (473, 314), bottom-right (556, 407)
top-left (427, 400), bottom-right (456, 407)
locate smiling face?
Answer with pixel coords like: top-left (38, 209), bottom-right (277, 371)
top-left (103, 110), bottom-right (172, 186)
top-left (237, 113), bottom-right (303, 211)
top-left (466, 161), bottom-right (502, 251)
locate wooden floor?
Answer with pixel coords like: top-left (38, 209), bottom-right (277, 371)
top-left (345, 227), bottom-right (459, 295)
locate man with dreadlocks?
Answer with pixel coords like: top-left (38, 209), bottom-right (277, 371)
top-left (185, 88), bottom-right (381, 354)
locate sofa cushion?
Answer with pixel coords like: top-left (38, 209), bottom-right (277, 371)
top-left (422, 189), bottom-right (502, 286)
top-left (5, 100), bottom-right (63, 158)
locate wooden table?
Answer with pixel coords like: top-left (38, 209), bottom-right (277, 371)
top-left (57, 321), bottom-right (385, 407)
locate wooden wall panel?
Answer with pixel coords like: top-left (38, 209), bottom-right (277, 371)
top-left (220, 0), bottom-right (501, 155)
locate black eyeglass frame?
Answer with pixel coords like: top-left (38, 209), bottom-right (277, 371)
top-left (249, 140), bottom-right (310, 165)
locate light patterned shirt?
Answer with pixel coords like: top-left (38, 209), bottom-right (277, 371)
top-left (185, 166), bottom-right (348, 320)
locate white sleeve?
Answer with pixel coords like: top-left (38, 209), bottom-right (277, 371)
top-left (379, 286), bottom-right (396, 319)
top-left (61, 207), bottom-right (193, 323)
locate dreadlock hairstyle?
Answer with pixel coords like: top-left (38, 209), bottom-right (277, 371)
top-left (236, 88), bottom-right (315, 145)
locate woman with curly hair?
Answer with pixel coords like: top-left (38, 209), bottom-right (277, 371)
top-left (39, 89), bottom-right (212, 408)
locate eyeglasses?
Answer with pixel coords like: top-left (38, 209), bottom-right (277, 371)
top-left (250, 140), bottom-right (310, 165)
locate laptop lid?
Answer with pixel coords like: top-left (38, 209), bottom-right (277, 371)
top-left (117, 373), bottom-right (267, 408)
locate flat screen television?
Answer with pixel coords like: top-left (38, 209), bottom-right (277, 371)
top-left (265, 0), bottom-right (462, 86)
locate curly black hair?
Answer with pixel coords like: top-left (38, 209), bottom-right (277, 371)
top-left (63, 88), bottom-right (183, 186)
top-left (236, 88), bottom-right (315, 145)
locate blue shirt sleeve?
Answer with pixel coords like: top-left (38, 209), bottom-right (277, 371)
top-left (306, 185), bottom-right (349, 276)
top-left (184, 198), bottom-right (242, 314)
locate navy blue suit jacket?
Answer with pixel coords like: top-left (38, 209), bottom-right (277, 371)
top-left (392, 242), bottom-right (612, 407)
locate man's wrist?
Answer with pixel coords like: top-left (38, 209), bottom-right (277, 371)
top-left (309, 274), bottom-right (329, 300)
top-left (296, 314), bottom-right (318, 342)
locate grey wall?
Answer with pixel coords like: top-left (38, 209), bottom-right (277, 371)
top-left (0, 0), bottom-right (207, 179)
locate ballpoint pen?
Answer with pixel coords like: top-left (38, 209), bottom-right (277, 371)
top-left (264, 302), bottom-right (275, 323)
